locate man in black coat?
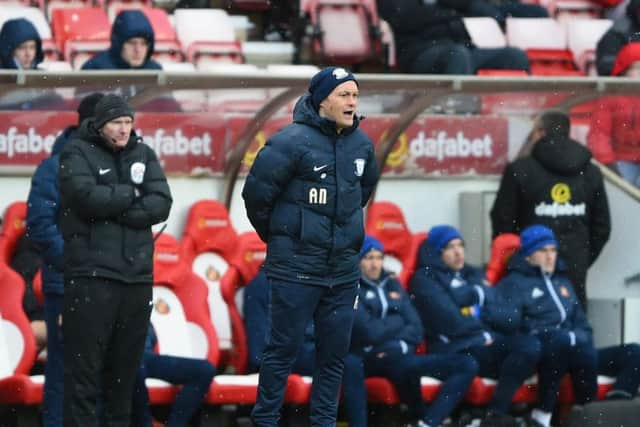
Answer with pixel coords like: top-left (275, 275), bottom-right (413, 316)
top-left (242, 66), bottom-right (378, 427)
top-left (376, 0), bottom-right (530, 74)
top-left (59, 94), bottom-right (172, 427)
top-left (490, 110), bottom-right (611, 307)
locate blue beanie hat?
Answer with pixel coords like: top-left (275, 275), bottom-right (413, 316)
top-left (309, 66), bottom-right (358, 111)
top-left (520, 225), bottom-right (558, 257)
top-left (360, 235), bottom-right (384, 259)
top-left (427, 225), bottom-right (463, 253)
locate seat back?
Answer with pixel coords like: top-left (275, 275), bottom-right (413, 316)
top-left (153, 233), bottom-right (219, 364)
top-left (485, 233), bottom-right (521, 285)
top-left (0, 201), bottom-right (27, 266)
top-left (365, 201), bottom-right (414, 285)
top-left (182, 200), bottom-right (239, 356)
top-left (0, 6), bottom-right (52, 39)
top-left (566, 19), bottom-right (612, 73)
top-left (51, 7), bottom-right (110, 52)
top-left (0, 264), bottom-right (36, 379)
top-left (507, 17), bottom-right (567, 50)
top-left (174, 9), bottom-right (236, 49)
top-left (464, 17), bottom-right (506, 48)
top-left (306, 0), bottom-right (380, 64)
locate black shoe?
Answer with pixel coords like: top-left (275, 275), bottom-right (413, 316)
top-left (480, 411), bottom-right (518, 427)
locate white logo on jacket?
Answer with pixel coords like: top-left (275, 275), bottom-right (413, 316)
top-left (354, 158), bottom-right (365, 176)
top-left (99, 168), bottom-right (111, 175)
top-left (308, 187), bottom-right (327, 204)
top-left (532, 287), bottom-right (545, 299)
top-left (130, 162), bottom-right (146, 185)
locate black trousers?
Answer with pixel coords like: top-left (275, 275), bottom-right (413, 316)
top-left (63, 277), bottom-right (152, 427)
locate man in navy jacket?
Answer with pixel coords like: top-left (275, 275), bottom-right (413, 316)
top-left (0, 18), bottom-right (43, 69)
top-left (242, 66), bottom-right (378, 427)
top-left (82, 10), bottom-right (162, 70)
top-left (485, 225), bottom-right (640, 427)
top-left (344, 236), bottom-right (477, 427)
top-left (410, 225), bottom-right (541, 427)
top-left (25, 92), bottom-right (103, 427)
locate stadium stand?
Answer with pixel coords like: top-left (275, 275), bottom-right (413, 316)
top-left (50, 7), bottom-right (110, 69)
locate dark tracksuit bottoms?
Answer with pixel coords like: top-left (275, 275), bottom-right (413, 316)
top-left (131, 355), bottom-right (216, 427)
top-left (63, 277), bottom-right (152, 427)
top-left (43, 293), bottom-right (64, 427)
top-left (463, 333), bottom-right (541, 414)
top-left (342, 352), bottom-right (478, 427)
top-left (252, 278), bottom-right (358, 427)
top-left (537, 333), bottom-right (640, 410)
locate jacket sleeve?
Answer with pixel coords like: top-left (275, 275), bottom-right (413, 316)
top-left (351, 293), bottom-right (406, 350)
top-left (587, 167), bottom-right (611, 265)
top-left (243, 272), bottom-right (270, 373)
top-left (119, 148), bottom-right (172, 229)
top-left (361, 145), bottom-right (379, 207)
top-left (587, 100), bottom-right (616, 165)
top-left (410, 270), bottom-right (484, 339)
top-left (596, 30), bottom-right (626, 76)
top-left (242, 137), bottom-right (298, 242)
top-left (59, 143), bottom-right (135, 219)
top-left (490, 162), bottom-right (521, 237)
top-left (26, 157), bottom-right (64, 271)
top-left (481, 277), bottom-right (524, 334)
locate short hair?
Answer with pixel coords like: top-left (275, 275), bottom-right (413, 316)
top-left (537, 110), bottom-right (570, 138)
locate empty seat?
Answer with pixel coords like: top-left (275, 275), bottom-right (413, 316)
top-left (46, 0), bottom-right (92, 21)
top-left (0, 201), bottom-right (27, 266)
top-left (464, 17), bottom-right (507, 48)
top-left (50, 7), bottom-right (110, 54)
top-left (105, 0), bottom-right (152, 21)
top-left (174, 9), bottom-right (243, 66)
top-left (301, 0), bottom-right (384, 65)
top-left (37, 60), bottom-right (73, 71)
top-left (485, 233), bottom-right (521, 285)
top-left (566, 18), bottom-right (613, 75)
top-left (506, 17), bottom-right (581, 75)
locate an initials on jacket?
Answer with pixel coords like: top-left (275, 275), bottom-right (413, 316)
top-left (308, 187), bottom-right (327, 204)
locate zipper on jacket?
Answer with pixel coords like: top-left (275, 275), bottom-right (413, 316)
top-left (541, 271), bottom-right (566, 326)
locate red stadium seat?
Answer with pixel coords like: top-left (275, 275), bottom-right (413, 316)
top-left (0, 201), bottom-right (27, 266)
top-left (51, 7), bottom-right (110, 53)
top-left (485, 233), bottom-right (521, 285)
top-left (149, 233), bottom-right (220, 404)
top-left (465, 376), bottom-right (538, 405)
top-left (300, 0), bottom-right (384, 66)
top-left (365, 201), bottom-right (424, 287)
top-left (0, 263), bottom-right (42, 407)
top-left (181, 200), bottom-right (240, 368)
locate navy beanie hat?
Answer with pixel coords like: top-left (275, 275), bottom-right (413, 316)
top-left (77, 92), bottom-right (104, 123)
top-left (308, 66), bottom-right (358, 111)
top-left (360, 235), bottom-right (384, 259)
top-left (427, 225), bottom-right (463, 253)
top-left (520, 225), bottom-right (558, 257)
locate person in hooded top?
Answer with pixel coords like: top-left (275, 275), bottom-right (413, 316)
top-left (485, 225), bottom-right (640, 427)
top-left (0, 18), bottom-right (43, 70)
top-left (82, 10), bottom-right (162, 70)
top-left (410, 225), bottom-right (541, 427)
top-left (596, 0), bottom-right (640, 76)
top-left (490, 110), bottom-right (611, 308)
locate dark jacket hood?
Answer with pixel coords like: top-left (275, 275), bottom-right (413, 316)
top-left (531, 135), bottom-right (592, 176)
top-left (76, 117), bottom-right (139, 152)
top-left (292, 94), bottom-right (361, 137)
top-left (109, 10), bottom-right (155, 69)
top-left (0, 18), bottom-right (43, 69)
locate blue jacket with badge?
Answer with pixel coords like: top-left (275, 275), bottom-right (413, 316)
top-left (82, 10), bottom-right (161, 70)
top-left (242, 94), bottom-right (378, 286)
top-left (352, 272), bottom-right (423, 357)
top-left (484, 253), bottom-right (592, 346)
top-left (26, 127), bottom-right (76, 295)
top-left (410, 239), bottom-right (495, 354)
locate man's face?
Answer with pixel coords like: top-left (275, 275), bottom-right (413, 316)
top-left (527, 117), bottom-right (545, 144)
top-left (13, 40), bottom-right (37, 69)
top-left (101, 116), bottom-right (133, 148)
top-left (121, 37), bottom-right (149, 68)
top-left (526, 244), bottom-right (558, 274)
top-left (441, 238), bottom-right (465, 272)
top-left (318, 80), bottom-right (359, 132)
top-left (360, 249), bottom-right (383, 281)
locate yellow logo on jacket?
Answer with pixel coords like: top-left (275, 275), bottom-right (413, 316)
top-left (550, 183), bottom-right (571, 203)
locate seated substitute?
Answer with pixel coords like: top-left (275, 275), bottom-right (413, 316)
top-left (410, 225), bottom-right (541, 427)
